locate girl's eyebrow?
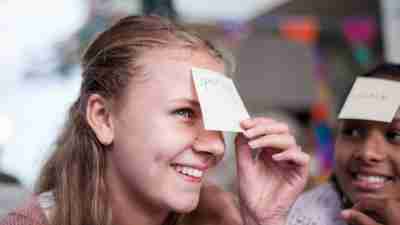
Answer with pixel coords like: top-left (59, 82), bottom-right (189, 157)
top-left (389, 118), bottom-right (400, 126)
top-left (339, 119), bottom-right (360, 126)
top-left (392, 117), bottom-right (400, 122)
top-left (170, 98), bottom-right (200, 107)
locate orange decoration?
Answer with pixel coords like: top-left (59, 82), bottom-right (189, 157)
top-left (311, 102), bottom-right (329, 122)
top-left (279, 17), bottom-right (319, 45)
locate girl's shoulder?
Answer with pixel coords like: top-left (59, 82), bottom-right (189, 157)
top-left (287, 182), bottom-right (347, 225)
top-left (0, 196), bottom-right (48, 225)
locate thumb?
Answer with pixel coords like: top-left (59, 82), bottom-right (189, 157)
top-left (234, 133), bottom-right (253, 173)
top-left (341, 209), bottom-right (381, 225)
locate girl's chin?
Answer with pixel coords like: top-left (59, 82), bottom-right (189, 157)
top-left (173, 204), bottom-right (198, 214)
top-left (170, 197), bottom-right (199, 213)
top-left (351, 191), bottom-right (383, 203)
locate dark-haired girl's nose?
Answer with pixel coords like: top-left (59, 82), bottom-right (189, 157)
top-left (355, 131), bottom-right (387, 164)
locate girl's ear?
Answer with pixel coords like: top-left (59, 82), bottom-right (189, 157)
top-left (86, 94), bottom-right (115, 145)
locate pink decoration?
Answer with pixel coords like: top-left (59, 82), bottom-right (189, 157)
top-left (342, 17), bottom-right (378, 44)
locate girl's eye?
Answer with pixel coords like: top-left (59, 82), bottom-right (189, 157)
top-left (341, 127), bottom-right (363, 138)
top-left (173, 108), bottom-right (195, 120)
top-left (386, 130), bottom-right (400, 144)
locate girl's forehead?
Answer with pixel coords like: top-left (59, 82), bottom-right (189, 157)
top-left (139, 48), bottom-right (224, 75)
top-left (338, 116), bottom-right (400, 128)
top-left (373, 73), bottom-right (400, 82)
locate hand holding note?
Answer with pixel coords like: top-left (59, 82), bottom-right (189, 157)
top-left (235, 118), bottom-right (309, 225)
top-left (192, 67), bottom-right (309, 225)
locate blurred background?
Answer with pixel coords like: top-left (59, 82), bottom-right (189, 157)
top-left (0, 0), bottom-right (399, 212)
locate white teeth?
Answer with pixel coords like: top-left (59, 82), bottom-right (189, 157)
top-left (356, 174), bottom-right (387, 183)
top-left (174, 165), bottom-right (203, 178)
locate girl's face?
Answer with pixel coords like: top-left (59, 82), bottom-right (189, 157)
top-left (335, 116), bottom-right (400, 204)
top-left (335, 74), bottom-right (400, 204)
top-left (106, 48), bottom-right (225, 215)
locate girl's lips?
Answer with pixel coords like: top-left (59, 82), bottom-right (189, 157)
top-left (172, 164), bottom-right (205, 183)
top-left (350, 173), bottom-right (392, 191)
top-left (178, 173), bottom-right (202, 183)
top-left (352, 179), bottom-right (386, 191)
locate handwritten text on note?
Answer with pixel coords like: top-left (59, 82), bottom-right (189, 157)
top-left (339, 77), bottom-right (400, 122)
top-left (192, 67), bottom-right (250, 132)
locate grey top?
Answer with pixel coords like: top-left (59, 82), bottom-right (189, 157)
top-left (0, 183), bottom-right (30, 218)
top-left (287, 183), bottom-right (348, 225)
top-left (3, 183), bottom-right (350, 224)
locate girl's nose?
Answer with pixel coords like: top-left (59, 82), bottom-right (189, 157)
top-left (355, 131), bottom-right (387, 164)
top-left (193, 129), bottom-right (225, 158)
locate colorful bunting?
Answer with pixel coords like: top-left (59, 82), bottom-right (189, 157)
top-left (342, 17), bottom-right (378, 68)
top-left (279, 17), bottom-right (319, 45)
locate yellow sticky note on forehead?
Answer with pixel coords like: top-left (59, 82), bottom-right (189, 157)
top-left (338, 77), bottom-right (400, 122)
top-left (192, 67), bottom-right (250, 132)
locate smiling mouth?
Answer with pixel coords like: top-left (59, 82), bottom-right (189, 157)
top-left (351, 173), bottom-right (395, 190)
top-left (172, 164), bottom-right (204, 183)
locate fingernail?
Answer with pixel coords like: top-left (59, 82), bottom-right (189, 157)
top-left (241, 119), bottom-right (253, 128)
top-left (340, 210), bottom-right (350, 219)
top-left (272, 153), bottom-right (283, 161)
top-left (248, 140), bottom-right (258, 149)
top-left (243, 130), bottom-right (251, 138)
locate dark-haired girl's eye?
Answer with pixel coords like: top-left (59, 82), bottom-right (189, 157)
top-left (386, 130), bottom-right (400, 144)
top-left (340, 127), bottom-right (363, 138)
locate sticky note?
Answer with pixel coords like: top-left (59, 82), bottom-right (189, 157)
top-left (338, 77), bottom-right (400, 122)
top-left (192, 67), bottom-right (250, 132)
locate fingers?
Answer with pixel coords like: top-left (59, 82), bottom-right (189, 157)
top-left (236, 117), bottom-right (307, 170)
top-left (235, 133), bottom-right (254, 170)
top-left (272, 146), bottom-right (309, 167)
top-left (341, 209), bottom-right (381, 225)
top-left (242, 120), bottom-right (290, 138)
top-left (352, 198), bottom-right (400, 224)
top-left (240, 117), bottom-right (296, 150)
top-left (352, 200), bottom-right (385, 217)
top-left (240, 117), bottom-right (275, 129)
top-left (248, 134), bottom-right (296, 150)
